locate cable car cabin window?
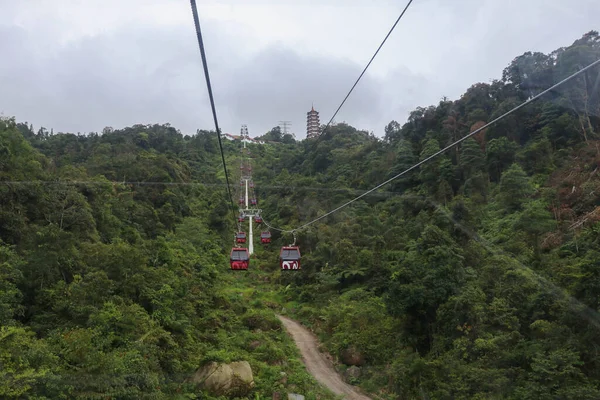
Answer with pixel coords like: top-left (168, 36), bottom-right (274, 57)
top-left (230, 249), bottom-right (249, 261)
top-left (236, 233), bottom-right (246, 239)
top-left (280, 248), bottom-right (300, 260)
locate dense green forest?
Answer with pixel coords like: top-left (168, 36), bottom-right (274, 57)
top-left (0, 123), bottom-right (337, 396)
top-left (2, 31), bottom-right (600, 399)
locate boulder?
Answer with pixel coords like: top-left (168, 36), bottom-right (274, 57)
top-left (265, 301), bottom-right (279, 309)
top-left (248, 340), bottom-right (262, 350)
top-left (287, 394), bottom-right (305, 400)
top-left (191, 361), bottom-right (254, 397)
top-left (230, 361), bottom-right (254, 392)
top-left (279, 371), bottom-right (288, 385)
top-left (345, 366), bottom-right (362, 380)
top-left (272, 392), bottom-right (284, 400)
top-left (340, 346), bottom-right (365, 366)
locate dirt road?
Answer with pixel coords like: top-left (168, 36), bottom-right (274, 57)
top-left (277, 315), bottom-right (371, 400)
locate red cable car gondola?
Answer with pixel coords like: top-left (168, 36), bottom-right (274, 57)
top-left (250, 198), bottom-right (257, 206)
top-left (249, 182), bottom-right (254, 188)
top-left (260, 231), bottom-right (271, 244)
top-left (236, 232), bottom-right (247, 244)
top-left (238, 214), bottom-right (245, 222)
top-left (238, 198), bottom-right (244, 205)
top-left (254, 215), bottom-right (262, 224)
top-left (230, 248), bottom-right (249, 270)
top-left (280, 246), bottom-right (301, 270)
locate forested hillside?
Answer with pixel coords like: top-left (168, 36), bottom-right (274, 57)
top-left (256, 31), bottom-right (600, 399)
top-left (0, 121), bottom-right (337, 398)
top-left (1, 31), bottom-right (600, 399)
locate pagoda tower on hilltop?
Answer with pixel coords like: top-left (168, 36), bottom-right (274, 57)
top-left (306, 105), bottom-right (320, 138)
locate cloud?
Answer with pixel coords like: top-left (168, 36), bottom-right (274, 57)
top-left (0, 0), bottom-right (598, 139)
top-left (0, 21), bottom-right (219, 135)
top-left (217, 45), bottom-right (390, 136)
top-left (0, 17), bottom-right (400, 138)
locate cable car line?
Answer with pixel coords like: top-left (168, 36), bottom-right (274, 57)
top-left (265, 57), bottom-right (600, 235)
top-left (230, 128), bottom-right (302, 271)
top-left (189, 0), bottom-right (237, 224)
top-left (261, 219), bottom-right (291, 233)
top-left (320, 0), bottom-right (415, 137)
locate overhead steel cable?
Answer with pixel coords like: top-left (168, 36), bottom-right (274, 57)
top-left (261, 218), bottom-right (292, 233)
top-left (267, 57), bottom-right (600, 234)
top-left (189, 0), bottom-right (237, 223)
top-left (320, 0), bottom-right (415, 136)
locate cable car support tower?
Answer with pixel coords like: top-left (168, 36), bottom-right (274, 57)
top-left (238, 125), bottom-right (261, 255)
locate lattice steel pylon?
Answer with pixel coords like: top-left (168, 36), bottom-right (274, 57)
top-left (279, 120), bottom-right (292, 137)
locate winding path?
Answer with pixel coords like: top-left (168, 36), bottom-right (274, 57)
top-left (277, 315), bottom-right (371, 400)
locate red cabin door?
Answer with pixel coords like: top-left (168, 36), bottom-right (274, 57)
top-left (231, 261), bottom-right (247, 270)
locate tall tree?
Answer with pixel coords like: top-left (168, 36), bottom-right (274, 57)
top-left (498, 163), bottom-right (534, 211)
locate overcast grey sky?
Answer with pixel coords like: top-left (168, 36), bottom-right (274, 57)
top-left (0, 0), bottom-right (598, 138)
